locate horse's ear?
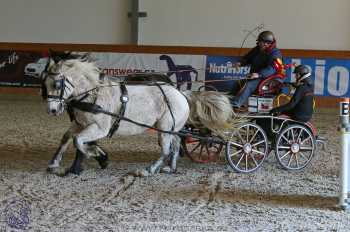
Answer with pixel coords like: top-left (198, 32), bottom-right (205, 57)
top-left (49, 49), bottom-right (61, 63)
top-left (79, 52), bottom-right (92, 62)
top-left (49, 50), bottom-right (74, 63)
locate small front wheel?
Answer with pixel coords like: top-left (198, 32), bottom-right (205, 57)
top-left (182, 136), bottom-right (223, 163)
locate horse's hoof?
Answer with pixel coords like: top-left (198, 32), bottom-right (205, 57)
top-left (129, 169), bottom-right (150, 177)
top-left (94, 156), bottom-right (109, 169)
top-left (160, 166), bottom-right (176, 174)
top-left (64, 167), bottom-right (83, 176)
top-left (146, 166), bottom-right (161, 175)
top-left (47, 167), bottom-right (66, 176)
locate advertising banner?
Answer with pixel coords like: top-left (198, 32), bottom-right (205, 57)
top-left (206, 55), bottom-right (350, 97)
top-left (91, 52), bottom-right (206, 91)
top-left (0, 51), bottom-right (207, 91)
top-left (0, 51), bottom-right (44, 87)
top-left (1, 49), bottom-right (350, 98)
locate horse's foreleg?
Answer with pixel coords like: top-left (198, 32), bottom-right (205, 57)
top-left (88, 141), bottom-right (109, 169)
top-left (67, 124), bottom-right (108, 175)
top-left (65, 149), bottom-right (85, 175)
top-left (47, 123), bottom-right (79, 174)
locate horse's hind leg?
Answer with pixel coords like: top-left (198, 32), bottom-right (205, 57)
top-left (147, 133), bottom-right (172, 175)
top-left (162, 135), bottom-right (181, 174)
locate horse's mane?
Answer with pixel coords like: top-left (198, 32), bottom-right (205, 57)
top-left (63, 59), bottom-right (101, 84)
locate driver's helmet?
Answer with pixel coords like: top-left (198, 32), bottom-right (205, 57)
top-left (257, 31), bottom-right (275, 43)
top-left (293, 65), bottom-right (312, 84)
top-left (293, 65), bottom-right (310, 76)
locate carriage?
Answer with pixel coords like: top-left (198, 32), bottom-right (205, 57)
top-left (181, 113), bottom-right (325, 173)
top-left (41, 54), bottom-right (325, 176)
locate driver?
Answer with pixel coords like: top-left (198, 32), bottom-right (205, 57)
top-left (269, 64), bottom-right (314, 122)
top-left (231, 31), bottom-right (284, 108)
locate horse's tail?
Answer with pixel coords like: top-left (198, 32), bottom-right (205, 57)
top-left (183, 91), bottom-right (234, 131)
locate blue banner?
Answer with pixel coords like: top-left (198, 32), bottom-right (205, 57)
top-left (206, 55), bottom-right (350, 97)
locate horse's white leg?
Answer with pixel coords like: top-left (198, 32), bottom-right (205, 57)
top-left (162, 135), bottom-right (181, 174)
top-left (170, 135), bottom-right (181, 171)
top-left (47, 123), bottom-right (80, 174)
top-left (74, 123), bottom-right (109, 156)
top-left (147, 133), bottom-right (173, 175)
top-left (67, 123), bottom-right (109, 175)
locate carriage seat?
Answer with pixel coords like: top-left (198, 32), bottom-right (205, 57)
top-left (255, 73), bottom-right (286, 96)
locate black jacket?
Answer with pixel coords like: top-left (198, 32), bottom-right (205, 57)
top-left (240, 46), bottom-right (282, 78)
top-left (271, 80), bottom-right (314, 122)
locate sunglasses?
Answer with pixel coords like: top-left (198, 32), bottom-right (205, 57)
top-left (259, 40), bottom-right (273, 45)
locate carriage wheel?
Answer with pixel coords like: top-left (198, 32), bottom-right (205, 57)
top-left (225, 123), bottom-right (268, 173)
top-left (275, 124), bottom-right (315, 170)
top-left (182, 136), bottom-right (223, 163)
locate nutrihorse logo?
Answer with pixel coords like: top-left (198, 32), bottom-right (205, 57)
top-left (3, 198), bottom-right (31, 230)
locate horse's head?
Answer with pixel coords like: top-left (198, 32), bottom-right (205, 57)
top-left (42, 60), bottom-right (76, 116)
top-left (41, 56), bottom-right (101, 116)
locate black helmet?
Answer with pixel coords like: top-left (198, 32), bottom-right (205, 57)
top-left (293, 65), bottom-right (310, 76)
top-left (257, 31), bottom-right (275, 43)
top-left (293, 65), bottom-right (312, 85)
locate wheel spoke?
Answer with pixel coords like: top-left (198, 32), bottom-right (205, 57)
top-left (249, 153), bottom-right (259, 167)
top-left (189, 142), bottom-right (201, 154)
top-left (236, 130), bottom-right (245, 144)
top-left (287, 153), bottom-right (294, 167)
top-left (249, 129), bottom-right (259, 143)
top-left (229, 141), bottom-right (244, 148)
top-left (295, 153), bottom-right (299, 168)
top-left (199, 144), bottom-right (204, 157)
top-left (229, 149), bottom-right (243, 157)
top-left (296, 128), bottom-right (303, 142)
top-left (281, 135), bottom-right (289, 143)
top-left (301, 135), bottom-right (312, 145)
top-left (279, 150), bottom-right (291, 160)
top-left (245, 154), bottom-right (248, 171)
top-left (298, 151), bottom-right (309, 161)
top-left (246, 125), bottom-right (250, 143)
top-left (300, 146), bottom-right (313, 151)
top-left (252, 149), bottom-right (265, 156)
top-left (205, 144), bottom-right (210, 154)
top-left (277, 145), bottom-right (290, 150)
top-left (236, 152), bottom-right (245, 168)
top-left (291, 128), bottom-right (295, 141)
top-left (252, 140), bottom-right (265, 147)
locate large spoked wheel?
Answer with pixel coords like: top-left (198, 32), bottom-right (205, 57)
top-left (182, 136), bottom-right (223, 163)
top-left (225, 123), bottom-right (268, 173)
top-left (275, 124), bottom-right (315, 170)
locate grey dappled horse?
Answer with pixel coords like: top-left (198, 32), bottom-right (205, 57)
top-left (42, 57), bottom-right (233, 176)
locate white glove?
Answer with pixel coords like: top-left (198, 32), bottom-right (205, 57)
top-left (247, 73), bottom-right (260, 79)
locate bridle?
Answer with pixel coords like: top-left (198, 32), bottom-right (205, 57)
top-left (46, 73), bottom-right (75, 102)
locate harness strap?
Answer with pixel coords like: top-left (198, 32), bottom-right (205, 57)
top-left (155, 83), bottom-right (175, 131)
top-left (107, 83), bottom-right (129, 138)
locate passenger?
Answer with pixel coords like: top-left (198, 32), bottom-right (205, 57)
top-left (231, 30), bottom-right (284, 108)
top-left (269, 64), bottom-right (314, 122)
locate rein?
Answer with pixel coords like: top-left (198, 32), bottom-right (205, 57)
top-left (61, 81), bottom-right (176, 137)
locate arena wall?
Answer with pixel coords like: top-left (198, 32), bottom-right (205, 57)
top-left (0, 42), bottom-right (347, 108)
